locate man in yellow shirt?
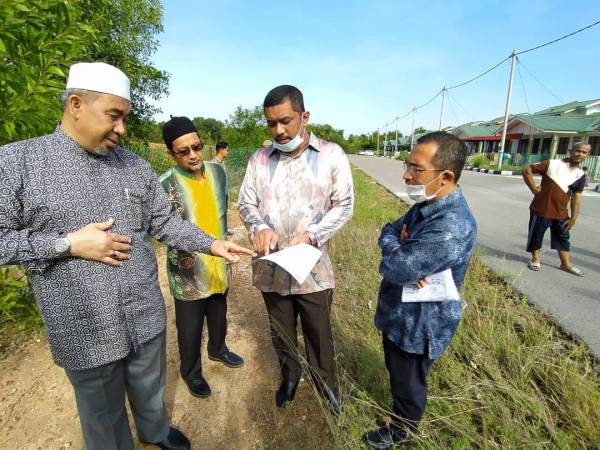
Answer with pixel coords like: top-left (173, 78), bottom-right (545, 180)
top-left (160, 117), bottom-right (244, 399)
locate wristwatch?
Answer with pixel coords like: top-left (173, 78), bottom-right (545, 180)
top-left (54, 236), bottom-right (71, 257)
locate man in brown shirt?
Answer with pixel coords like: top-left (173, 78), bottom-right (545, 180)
top-left (522, 143), bottom-right (590, 276)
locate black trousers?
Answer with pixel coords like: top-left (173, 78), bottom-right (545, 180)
top-left (383, 335), bottom-right (434, 432)
top-left (174, 293), bottom-right (228, 381)
top-left (262, 289), bottom-right (336, 389)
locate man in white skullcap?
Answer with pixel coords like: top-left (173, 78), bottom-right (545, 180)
top-left (0, 62), bottom-right (255, 450)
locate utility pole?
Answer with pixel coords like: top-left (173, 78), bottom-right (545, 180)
top-left (394, 117), bottom-right (399, 155)
top-left (410, 107), bottom-right (416, 150)
top-left (498, 50), bottom-right (516, 168)
top-left (384, 125), bottom-right (388, 157)
top-left (438, 87), bottom-right (446, 131)
top-left (376, 129), bottom-right (380, 155)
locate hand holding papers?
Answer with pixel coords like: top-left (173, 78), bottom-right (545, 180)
top-left (402, 269), bottom-right (460, 303)
top-left (259, 243), bottom-right (322, 284)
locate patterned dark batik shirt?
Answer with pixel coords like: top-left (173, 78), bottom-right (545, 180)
top-left (375, 188), bottom-right (477, 359)
top-left (0, 128), bottom-right (215, 370)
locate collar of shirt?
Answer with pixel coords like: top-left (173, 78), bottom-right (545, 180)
top-left (174, 163), bottom-right (205, 180)
top-left (417, 187), bottom-right (463, 219)
top-left (56, 126), bottom-right (121, 163)
top-left (266, 132), bottom-right (321, 157)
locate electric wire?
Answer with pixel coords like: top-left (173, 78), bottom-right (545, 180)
top-left (445, 92), bottom-right (461, 125)
top-left (447, 91), bottom-right (474, 123)
top-left (517, 57), bottom-right (564, 104)
top-left (415, 89), bottom-right (444, 110)
top-left (516, 19), bottom-right (600, 55)
top-left (446, 56), bottom-right (511, 90)
top-left (379, 18), bottom-right (600, 134)
top-left (516, 61), bottom-right (531, 113)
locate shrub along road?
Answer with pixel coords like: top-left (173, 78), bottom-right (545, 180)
top-left (349, 154), bottom-right (600, 358)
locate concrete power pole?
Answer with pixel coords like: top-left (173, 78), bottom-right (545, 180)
top-left (438, 87), bottom-right (446, 131)
top-left (394, 117), bottom-right (399, 155)
top-left (376, 129), bottom-right (380, 155)
top-left (410, 108), bottom-right (416, 150)
top-left (498, 50), bottom-right (517, 168)
top-left (384, 126), bottom-right (388, 157)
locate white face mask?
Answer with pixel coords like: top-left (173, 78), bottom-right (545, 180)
top-left (272, 117), bottom-right (306, 153)
top-left (406, 172), bottom-right (445, 203)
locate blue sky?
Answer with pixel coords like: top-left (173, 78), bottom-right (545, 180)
top-left (152, 0), bottom-right (600, 137)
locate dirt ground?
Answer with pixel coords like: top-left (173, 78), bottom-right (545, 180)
top-left (0, 210), bottom-right (330, 450)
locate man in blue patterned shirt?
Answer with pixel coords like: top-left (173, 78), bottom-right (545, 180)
top-left (363, 132), bottom-right (477, 449)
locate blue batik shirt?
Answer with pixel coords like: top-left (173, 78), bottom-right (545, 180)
top-left (374, 187), bottom-right (477, 359)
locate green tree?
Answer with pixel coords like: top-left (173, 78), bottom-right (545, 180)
top-left (308, 123), bottom-right (347, 148)
top-left (192, 117), bottom-right (224, 144)
top-left (0, 0), bottom-right (92, 144)
top-left (146, 120), bottom-right (165, 143)
top-left (77, 0), bottom-right (170, 142)
top-left (346, 133), bottom-right (376, 153)
top-left (221, 105), bottom-right (270, 149)
top-left (0, 0), bottom-right (170, 145)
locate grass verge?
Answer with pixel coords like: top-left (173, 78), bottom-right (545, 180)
top-left (327, 166), bottom-right (600, 449)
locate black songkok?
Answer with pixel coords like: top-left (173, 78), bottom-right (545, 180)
top-left (162, 116), bottom-right (198, 150)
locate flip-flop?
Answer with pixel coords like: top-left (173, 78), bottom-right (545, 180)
top-left (561, 266), bottom-right (584, 277)
top-left (527, 260), bottom-right (541, 271)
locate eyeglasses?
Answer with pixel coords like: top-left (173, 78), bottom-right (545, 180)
top-left (171, 142), bottom-right (203, 158)
top-left (403, 161), bottom-right (445, 174)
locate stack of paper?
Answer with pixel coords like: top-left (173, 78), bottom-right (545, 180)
top-left (259, 243), bottom-right (322, 284)
top-left (401, 269), bottom-right (460, 303)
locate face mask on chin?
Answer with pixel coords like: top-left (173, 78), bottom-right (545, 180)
top-left (272, 118), bottom-right (306, 153)
top-left (406, 172), bottom-right (445, 203)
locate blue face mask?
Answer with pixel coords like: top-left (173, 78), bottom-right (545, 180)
top-left (272, 119), bottom-right (306, 153)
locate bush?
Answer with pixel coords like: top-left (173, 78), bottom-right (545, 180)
top-left (394, 151), bottom-right (410, 161)
top-left (470, 154), bottom-right (489, 168)
top-left (128, 142), bottom-right (174, 175)
top-left (0, 266), bottom-right (42, 329)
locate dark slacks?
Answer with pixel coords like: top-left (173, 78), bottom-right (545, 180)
top-left (64, 331), bottom-right (170, 450)
top-left (262, 289), bottom-right (336, 389)
top-left (383, 335), bottom-right (434, 432)
top-left (526, 212), bottom-right (570, 252)
top-left (174, 292), bottom-right (228, 381)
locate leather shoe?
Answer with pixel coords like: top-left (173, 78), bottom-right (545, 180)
top-left (186, 378), bottom-right (211, 398)
top-left (275, 379), bottom-right (299, 407)
top-left (208, 350), bottom-right (244, 368)
top-left (325, 386), bottom-right (342, 416)
top-left (362, 426), bottom-right (409, 449)
top-left (144, 427), bottom-right (191, 450)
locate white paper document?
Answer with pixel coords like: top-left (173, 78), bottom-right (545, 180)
top-left (401, 269), bottom-right (460, 303)
top-left (259, 243), bottom-right (322, 284)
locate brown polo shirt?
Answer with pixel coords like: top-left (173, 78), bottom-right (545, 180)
top-left (529, 159), bottom-right (585, 220)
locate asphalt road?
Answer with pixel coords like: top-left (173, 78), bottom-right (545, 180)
top-left (349, 154), bottom-right (600, 357)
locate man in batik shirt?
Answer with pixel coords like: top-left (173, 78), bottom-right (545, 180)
top-left (238, 85), bottom-right (354, 414)
top-left (0, 63), bottom-right (253, 450)
top-left (363, 132), bottom-right (477, 449)
top-left (160, 117), bottom-right (244, 399)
